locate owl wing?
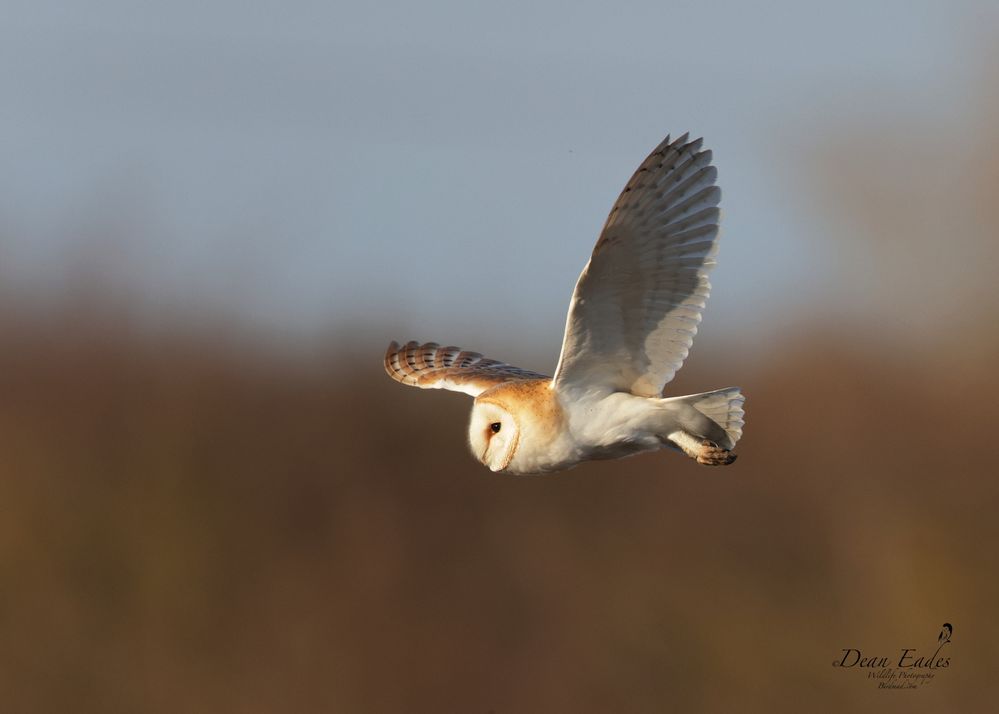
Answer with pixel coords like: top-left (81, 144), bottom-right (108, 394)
top-left (551, 133), bottom-right (721, 398)
top-left (385, 341), bottom-right (549, 398)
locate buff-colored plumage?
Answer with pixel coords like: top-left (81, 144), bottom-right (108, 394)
top-left (384, 133), bottom-right (745, 474)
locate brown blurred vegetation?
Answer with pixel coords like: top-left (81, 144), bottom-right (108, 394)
top-left (0, 298), bottom-right (997, 712)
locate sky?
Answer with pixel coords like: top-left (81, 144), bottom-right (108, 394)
top-left (0, 0), bottom-right (993, 356)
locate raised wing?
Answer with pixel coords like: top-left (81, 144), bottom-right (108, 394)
top-left (552, 133), bottom-right (721, 398)
top-left (384, 341), bottom-right (549, 398)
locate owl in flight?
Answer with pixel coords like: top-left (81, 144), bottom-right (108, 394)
top-left (385, 133), bottom-right (745, 474)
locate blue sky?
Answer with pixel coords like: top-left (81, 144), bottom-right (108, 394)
top-left (0, 0), bottom-right (992, 357)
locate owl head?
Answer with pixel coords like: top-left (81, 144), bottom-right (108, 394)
top-left (466, 380), bottom-right (565, 474)
top-left (468, 398), bottom-right (520, 472)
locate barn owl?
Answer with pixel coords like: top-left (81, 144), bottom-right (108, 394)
top-left (385, 133), bottom-right (745, 474)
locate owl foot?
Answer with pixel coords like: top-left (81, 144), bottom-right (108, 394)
top-left (667, 431), bottom-right (737, 466)
top-left (695, 439), bottom-right (737, 466)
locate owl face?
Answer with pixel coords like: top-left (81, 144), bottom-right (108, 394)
top-left (467, 399), bottom-right (520, 472)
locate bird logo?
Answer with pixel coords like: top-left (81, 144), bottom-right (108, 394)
top-left (938, 623), bottom-right (952, 644)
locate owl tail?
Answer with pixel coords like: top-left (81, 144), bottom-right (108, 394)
top-left (662, 388), bottom-right (745, 451)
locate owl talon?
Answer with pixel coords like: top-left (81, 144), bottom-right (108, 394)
top-left (666, 431), bottom-right (738, 466)
top-left (696, 439), bottom-right (737, 466)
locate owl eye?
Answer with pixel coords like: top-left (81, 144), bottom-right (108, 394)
top-left (490, 422), bottom-right (502, 434)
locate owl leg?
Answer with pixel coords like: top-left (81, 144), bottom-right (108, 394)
top-left (666, 430), bottom-right (737, 466)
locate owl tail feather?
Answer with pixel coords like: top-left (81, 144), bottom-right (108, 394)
top-left (662, 388), bottom-right (745, 451)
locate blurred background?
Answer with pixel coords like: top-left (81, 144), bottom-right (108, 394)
top-left (1, 1), bottom-right (998, 711)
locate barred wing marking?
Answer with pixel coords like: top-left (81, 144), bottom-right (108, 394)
top-left (384, 341), bottom-right (549, 398)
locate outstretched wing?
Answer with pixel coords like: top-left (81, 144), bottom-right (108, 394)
top-left (552, 133), bottom-right (721, 398)
top-left (384, 341), bottom-right (549, 397)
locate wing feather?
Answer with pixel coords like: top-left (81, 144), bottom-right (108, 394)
top-left (552, 133), bottom-right (723, 397)
top-left (385, 341), bottom-right (548, 398)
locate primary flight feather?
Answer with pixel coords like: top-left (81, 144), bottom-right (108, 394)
top-left (384, 133), bottom-right (745, 474)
